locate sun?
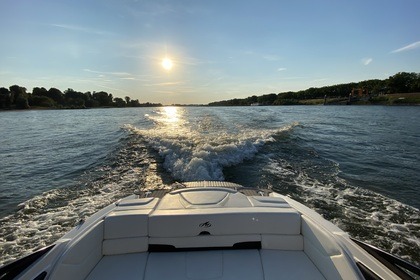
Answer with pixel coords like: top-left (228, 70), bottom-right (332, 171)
top-left (161, 57), bottom-right (173, 70)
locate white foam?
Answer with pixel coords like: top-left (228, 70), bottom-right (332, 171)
top-left (265, 158), bottom-right (420, 265)
top-left (124, 122), bottom-right (297, 182)
top-left (0, 135), bottom-right (161, 265)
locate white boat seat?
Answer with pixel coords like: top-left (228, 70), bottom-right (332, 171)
top-left (86, 249), bottom-right (326, 280)
top-left (148, 207), bottom-right (301, 238)
top-left (102, 237), bottom-right (148, 255)
top-left (104, 209), bottom-right (151, 239)
top-left (49, 222), bottom-right (104, 280)
top-left (102, 209), bottom-right (152, 255)
top-left (302, 216), bottom-right (360, 280)
top-left (261, 234), bottom-right (304, 250)
top-left (45, 188), bottom-right (364, 280)
top-left (86, 253), bottom-right (148, 280)
top-left (261, 250), bottom-right (326, 280)
top-left (145, 250), bottom-right (264, 280)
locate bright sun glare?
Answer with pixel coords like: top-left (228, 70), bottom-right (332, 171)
top-left (162, 57), bottom-right (173, 70)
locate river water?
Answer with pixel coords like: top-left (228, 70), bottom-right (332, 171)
top-left (0, 106), bottom-right (419, 265)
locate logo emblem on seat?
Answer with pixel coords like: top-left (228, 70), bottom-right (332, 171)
top-left (199, 221), bottom-right (212, 228)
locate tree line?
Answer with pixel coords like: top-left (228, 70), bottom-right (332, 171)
top-left (208, 72), bottom-right (420, 106)
top-left (0, 86), bottom-right (162, 110)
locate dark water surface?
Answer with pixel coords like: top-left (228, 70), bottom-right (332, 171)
top-left (0, 106), bottom-right (419, 265)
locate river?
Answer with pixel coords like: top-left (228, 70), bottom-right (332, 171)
top-left (0, 106), bottom-right (419, 265)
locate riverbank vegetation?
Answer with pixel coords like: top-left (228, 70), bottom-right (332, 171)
top-left (0, 87), bottom-right (162, 110)
top-left (208, 72), bottom-right (420, 106)
top-left (1, 72), bottom-right (419, 109)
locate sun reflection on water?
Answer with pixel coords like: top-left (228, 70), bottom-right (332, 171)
top-left (154, 106), bottom-right (190, 135)
top-left (162, 106), bottom-right (179, 123)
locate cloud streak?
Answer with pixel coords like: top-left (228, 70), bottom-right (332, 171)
top-left (361, 57), bottom-right (373, 65)
top-left (83, 69), bottom-right (151, 82)
top-left (391, 41), bottom-right (420, 53)
top-left (51, 24), bottom-right (112, 36)
top-left (83, 69), bottom-right (132, 77)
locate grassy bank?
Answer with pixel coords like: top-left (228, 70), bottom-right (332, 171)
top-left (361, 92), bottom-right (420, 105)
top-left (323, 93), bottom-right (420, 106)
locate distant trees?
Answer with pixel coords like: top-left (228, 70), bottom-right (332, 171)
top-left (0, 86), bottom-right (162, 110)
top-left (258, 93), bottom-right (277, 105)
top-left (0, 87), bottom-right (11, 108)
top-left (64, 88), bottom-right (87, 108)
top-left (9, 85), bottom-right (30, 109)
top-left (48, 88), bottom-right (65, 105)
top-left (387, 72), bottom-right (420, 93)
top-left (113, 97), bottom-right (126, 108)
top-left (2, 72), bottom-right (418, 109)
top-left (208, 72), bottom-right (420, 106)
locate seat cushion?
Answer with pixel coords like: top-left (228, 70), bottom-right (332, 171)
top-left (261, 235), bottom-right (303, 250)
top-left (145, 250), bottom-right (264, 280)
top-left (86, 253), bottom-right (148, 280)
top-left (261, 250), bottom-right (326, 280)
top-left (50, 222), bottom-right (104, 280)
top-left (149, 208), bottom-right (301, 237)
top-left (102, 237), bottom-right (148, 255)
top-left (104, 209), bottom-right (151, 239)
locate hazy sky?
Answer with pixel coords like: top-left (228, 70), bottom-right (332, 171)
top-left (1, 0), bottom-right (419, 104)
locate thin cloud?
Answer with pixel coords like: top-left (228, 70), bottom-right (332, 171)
top-left (83, 69), bottom-right (153, 83)
top-left (83, 69), bottom-right (132, 77)
top-left (262, 54), bottom-right (281, 61)
top-left (312, 78), bottom-right (328, 83)
top-left (361, 58), bottom-right (373, 66)
top-left (391, 41), bottom-right (420, 53)
top-left (277, 67), bottom-right (287, 72)
top-left (52, 24), bottom-right (112, 36)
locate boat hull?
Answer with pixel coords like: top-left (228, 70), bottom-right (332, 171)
top-left (1, 181), bottom-right (418, 280)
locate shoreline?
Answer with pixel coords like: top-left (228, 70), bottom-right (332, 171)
top-left (1, 93), bottom-right (420, 111)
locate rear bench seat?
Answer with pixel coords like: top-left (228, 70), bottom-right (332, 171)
top-left (148, 207), bottom-right (303, 250)
top-left (86, 204), bottom-right (308, 280)
top-left (102, 209), bottom-right (150, 255)
top-left (53, 192), bottom-right (358, 280)
top-left (102, 197), bottom-right (157, 255)
top-left (86, 199), bottom-right (157, 280)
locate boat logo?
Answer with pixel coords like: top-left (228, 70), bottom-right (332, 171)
top-left (199, 221), bottom-right (212, 228)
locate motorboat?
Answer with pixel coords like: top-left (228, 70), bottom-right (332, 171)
top-left (1, 181), bottom-right (419, 280)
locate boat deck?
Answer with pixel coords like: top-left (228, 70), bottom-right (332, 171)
top-left (45, 184), bottom-right (361, 280)
top-left (86, 249), bottom-right (326, 280)
top-left (139, 185), bottom-right (270, 199)
top-left (12, 183), bottom-right (413, 280)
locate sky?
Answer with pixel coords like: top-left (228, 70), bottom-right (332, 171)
top-left (0, 0), bottom-right (419, 105)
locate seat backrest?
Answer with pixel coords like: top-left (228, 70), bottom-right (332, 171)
top-left (102, 209), bottom-right (152, 255)
top-left (149, 207), bottom-right (301, 238)
top-left (302, 216), bottom-right (361, 280)
top-left (49, 221), bottom-right (104, 280)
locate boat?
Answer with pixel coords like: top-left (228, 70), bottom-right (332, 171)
top-left (1, 181), bottom-right (419, 280)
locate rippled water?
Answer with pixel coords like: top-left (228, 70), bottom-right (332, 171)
top-left (0, 106), bottom-right (419, 265)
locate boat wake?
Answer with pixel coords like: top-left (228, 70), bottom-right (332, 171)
top-left (0, 134), bottom-right (161, 265)
top-left (1, 107), bottom-right (418, 267)
top-left (123, 121), bottom-right (299, 182)
top-left (0, 108), bottom-right (300, 266)
top-left (260, 151), bottom-right (420, 266)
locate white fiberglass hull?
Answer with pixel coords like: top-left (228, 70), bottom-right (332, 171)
top-left (1, 181), bottom-right (419, 280)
